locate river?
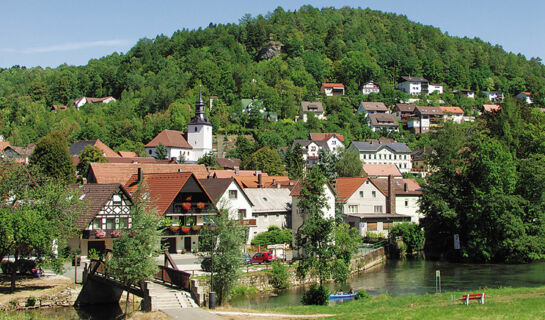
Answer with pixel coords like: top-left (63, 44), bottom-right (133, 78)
top-left (228, 259), bottom-right (545, 309)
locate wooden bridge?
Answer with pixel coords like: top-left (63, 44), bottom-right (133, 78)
top-left (75, 250), bottom-right (200, 311)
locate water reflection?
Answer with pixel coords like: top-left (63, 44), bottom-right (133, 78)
top-left (229, 259), bottom-right (545, 309)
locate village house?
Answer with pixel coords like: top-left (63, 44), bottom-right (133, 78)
top-left (397, 76), bottom-right (429, 95)
top-left (125, 171), bottom-right (218, 254)
top-left (300, 101), bottom-right (325, 122)
top-left (117, 151), bottom-right (139, 158)
top-left (244, 188), bottom-right (292, 242)
top-left (483, 104), bottom-right (501, 114)
top-left (200, 178), bottom-right (256, 243)
top-left (407, 106), bottom-right (443, 133)
top-left (309, 133), bottom-right (345, 154)
top-left (411, 148), bottom-right (432, 177)
top-left (483, 91), bottom-right (504, 103)
top-left (367, 113), bottom-right (399, 132)
top-left (215, 158), bottom-right (241, 170)
top-left (1, 144), bottom-right (35, 164)
top-left (69, 139), bottom-right (120, 158)
top-left (291, 140), bottom-right (327, 168)
top-left (362, 163), bottom-right (402, 179)
top-left (393, 104), bottom-right (417, 126)
top-left (428, 83), bottom-right (444, 94)
top-left (234, 174), bottom-right (292, 189)
top-left (241, 98), bottom-right (278, 122)
top-left (357, 102), bottom-right (389, 116)
top-left (439, 106), bottom-right (465, 123)
top-left (68, 183), bottom-right (133, 257)
top-left (452, 89), bottom-right (475, 99)
top-left (209, 169), bottom-right (266, 179)
top-left (146, 94), bottom-right (213, 162)
top-left (337, 176), bottom-right (411, 237)
top-left (349, 140), bottom-right (412, 173)
top-left (360, 81), bottom-right (380, 95)
top-left (373, 178), bottom-right (423, 224)
top-left (516, 92), bottom-right (533, 104)
top-left (291, 179), bottom-right (336, 258)
top-left (320, 83), bottom-right (345, 96)
top-left (73, 96), bottom-right (116, 110)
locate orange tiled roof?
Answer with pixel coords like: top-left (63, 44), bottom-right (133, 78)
top-left (372, 178), bottom-right (422, 196)
top-left (309, 133), bottom-right (345, 142)
top-left (211, 170), bottom-right (267, 179)
top-left (439, 106), bottom-right (464, 115)
top-left (118, 151), bottom-right (138, 157)
top-left (321, 83), bottom-right (345, 88)
top-left (0, 141), bottom-right (10, 151)
top-left (289, 179), bottom-right (336, 197)
top-left (234, 175), bottom-right (290, 189)
top-left (145, 129), bottom-right (192, 149)
top-left (88, 163), bottom-right (208, 184)
top-left (483, 104), bottom-right (501, 113)
top-left (362, 164), bottom-right (402, 177)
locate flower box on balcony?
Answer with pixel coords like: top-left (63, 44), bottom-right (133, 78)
top-left (182, 202), bottom-right (191, 210)
top-left (169, 226), bottom-right (180, 232)
top-left (196, 202), bottom-right (205, 210)
top-left (95, 230), bottom-right (106, 239)
top-left (191, 225), bottom-right (202, 232)
top-left (111, 230), bottom-right (121, 238)
top-left (181, 226), bottom-right (191, 234)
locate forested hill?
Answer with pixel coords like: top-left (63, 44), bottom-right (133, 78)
top-left (1, 6), bottom-right (544, 151)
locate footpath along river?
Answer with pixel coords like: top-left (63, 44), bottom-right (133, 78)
top-left (229, 259), bottom-right (545, 309)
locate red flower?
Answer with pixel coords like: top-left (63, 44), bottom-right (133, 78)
top-left (196, 202), bottom-right (205, 209)
top-left (181, 226), bottom-right (191, 234)
top-left (182, 202), bottom-right (191, 210)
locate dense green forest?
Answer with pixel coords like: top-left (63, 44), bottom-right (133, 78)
top-left (1, 5), bottom-right (544, 152)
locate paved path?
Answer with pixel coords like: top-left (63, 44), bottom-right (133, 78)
top-left (161, 307), bottom-right (223, 319)
top-left (212, 311), bottom-right (336, 318)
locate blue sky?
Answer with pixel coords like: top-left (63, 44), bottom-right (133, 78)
top-left (1, 0), bottom-right (543, 68)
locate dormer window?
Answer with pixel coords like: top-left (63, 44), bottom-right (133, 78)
top-left (113, 194), bottom-right (122, 206)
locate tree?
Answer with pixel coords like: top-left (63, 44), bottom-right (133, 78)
top-left (29, 130), bottom-right (75, 184)
top-left (198, 210), bottom-right (246, 305)
top-left (241, 146), bottom-right (285, 176)
top-left (0, 163), bottom-right (82, 292)
top-left (335, 147), bottom-right (363, 177)
top-left (294, 167), bottom-right (348, 304)
top-left (234, 135), bottom-right (257, 160)
top-left (284, 143), bottom-right (305, 179)
top-left (154, 142), bottom-right (167, 160)
top-left (251, 226), bottom-right (292, 246)
top-left (197, 152), bottom-right (216, 168)
top-left (388, 222), bottom-right (424, 256)
top-left (317, 149), bottom-right (338, 181)
top-left (107, 185), bottom-right (162, 313)
top-left (77, 145), bottom-right (108, 179)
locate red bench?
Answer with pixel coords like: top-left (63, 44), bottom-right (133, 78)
top-left (457, 293), bottom-right (485, 305)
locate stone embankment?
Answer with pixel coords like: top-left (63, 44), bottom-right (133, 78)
top-left (0, 286), bottom-right (81, 311)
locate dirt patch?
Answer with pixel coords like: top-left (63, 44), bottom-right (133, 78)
top-left (129, 311), bottom-right (172, 320)
top-left (0, 275), bottom-right (75, 305)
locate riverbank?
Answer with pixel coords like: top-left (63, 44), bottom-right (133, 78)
top-left (220, 286), bottom-right (545, 320)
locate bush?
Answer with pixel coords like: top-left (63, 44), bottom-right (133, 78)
top-left (1, 260), bottom-right (36, 275)
top-left (251, 226), bottom-right (292, 246)
top-left (388, 222), bottom-right (424, 255)
top-left (302, 284), bottom-right (329, 305)
top-left (269, 261), bottom-right (290, 290)
top-left (26, 296), bottom-right (37, 307)
top-left (201, 257), bottom-right (212, 272)
top-left (356, 290), bottom-right (372, 300)
top-left (87, 249), bottom-right (100, 260)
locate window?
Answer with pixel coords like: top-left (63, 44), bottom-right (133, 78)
top-left (383, 222), bottom-right (393, 230)
top-left (112, 194), bottom-right (122, 206)
top-left (372, 191), bottom-right (376, 198)
top-left (92, 219), bottom-right (102, 230)
top-left (185, 216), bottom-right (196, 226)
top-left (367, 222), bottom-right (378, 231)
top-left (149, 150), bottom-right (152, 155)
top-left (238, 209), bottom-right (246, 220)
top-left (119, 217), bottom-right (129, 229)
top-left (374, 206), bottom-right (383, 213)
top-left (348, 205), bottom-right (358, 213)
top-left (194, 127), bottom-right (197, 132)
top-left (229, 190), bottom-right (238, 199)
top-left (106, 218), bottom-right (115, 230)
top-left (332, 140), bottom-right (336, 145)
top-left (359, 191), bottom-right (364, 198)
top-left (405, 200), bottom-right (409, 207)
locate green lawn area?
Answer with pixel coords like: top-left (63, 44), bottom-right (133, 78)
top-left (272, 286), bottom-right (545, 320)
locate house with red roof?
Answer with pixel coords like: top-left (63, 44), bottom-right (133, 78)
top-left (124, 171), bottom-right (218, 253)
top-left (439, 106), bottom-right (465, 123)
top-left (320, 83), bottom-right (345, 96)
top-left (516, 92), bottom-right (533, 104)
top-left (73, 96), bottom-right (116, 110)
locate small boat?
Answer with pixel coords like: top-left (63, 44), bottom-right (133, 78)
top-left (329, 293), bottom-right (357, 300)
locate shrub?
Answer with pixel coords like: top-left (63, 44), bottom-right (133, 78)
top-left (26, 296), bottom-right (37, 307)
top-left (356, 290), bottom-right (372, 300)
top-left (251, 226), bottom-right (292, 246)
top-left (87, 249), bottom-right (100, 260)
top-left (302, 284), bottom-right (329, 305)
top-left (388, 222), bottom-right (424, 255)
top-left (269, 261), bottom-right (290, 290)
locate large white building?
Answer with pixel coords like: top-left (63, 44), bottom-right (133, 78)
top-left (145, 94), bottom-right (213, 162)
top-left (349, 140), bottom-right (412, 173)
top-left (397, 76), bottom-right (429, 95)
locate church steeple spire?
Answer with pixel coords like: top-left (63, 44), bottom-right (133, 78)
top-left (190, 89), bottom-right (210, 125)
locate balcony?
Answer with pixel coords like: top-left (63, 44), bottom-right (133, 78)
top-left (82, 229), bottom-right (124, 239)
top-left (163, 225), bottom-right (202, 236)
top-left (169, 202), bottom-right (217, 215)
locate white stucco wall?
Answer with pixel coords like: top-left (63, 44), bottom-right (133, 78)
top-left (395, 195), bottom-right (421, 223)
top-left (343, 180), bottom-right (387, 214)
top-left (358, 148), bottom-right (412, 173)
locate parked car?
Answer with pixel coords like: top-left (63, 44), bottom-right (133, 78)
top-left (251, 252), bottom-right (277, 264)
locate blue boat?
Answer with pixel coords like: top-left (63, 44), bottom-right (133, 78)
top-left (329, 293), bottom-right (357, 300)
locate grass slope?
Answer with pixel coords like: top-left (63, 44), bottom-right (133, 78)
top-left (273, 286), bottom-right (545, 320)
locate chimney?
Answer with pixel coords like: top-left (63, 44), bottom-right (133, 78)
top-left (234, 166), bottom-right (239, 176)
top-left (137, 168), bottom-right (143, 183)
top-left (387, 174), bottom-right (396, 214)
top-left (258, 173), bottom-right (263, 188)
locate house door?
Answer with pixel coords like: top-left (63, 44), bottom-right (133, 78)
top-left (161, 237), bottom-right (177, 254)
top-left (184, 237), bottom-right (192, 252)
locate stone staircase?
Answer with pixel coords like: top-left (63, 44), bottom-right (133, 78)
top-left (147, 281), bottom-right (198, 311)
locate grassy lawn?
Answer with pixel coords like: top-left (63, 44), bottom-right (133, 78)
top-left (268, 286), bottom-right (545, 320)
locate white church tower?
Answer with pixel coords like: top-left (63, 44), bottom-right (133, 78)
top-left (187, 92), bottom-right (213, 161)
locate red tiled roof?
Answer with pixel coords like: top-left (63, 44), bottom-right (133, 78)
top-left (520, 92), bottom-right (532, 96)
top-left (439, 106), bottom-right (464, 115)
top-left (309, 133), bottom-right (345, 142)
top-left (235, 175), bottom-right (290, 189)
top-left (106, 157), bottom-right (175, 164)
top-left (483, 104), bottom-right (501, 113)
top-left (215, 158), bottom-right (241, 169)
top-left (118, 151), bottom-right (138, 157)
top-left (289, 179), bottom-right (336, 197)
top-left (51, 105), bottom-right (67, 111)
top-left (88, 163), bottom-right (208, 184)
top-left (212, 170), bottom-right (267, 179)
top-left (321, 83), bottom-right (345, 88)
top-left (0, 141), bottom-right (10, 151)
top-left (372, 178), bottom-right (422, 196)
top-left (363, 164), bottom-right (402, 177)
top-left (145, 130), bottom-right (192, 149)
